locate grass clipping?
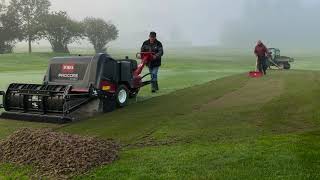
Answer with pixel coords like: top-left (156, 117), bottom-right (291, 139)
top-left (0, 128), bottom-right (120, 177)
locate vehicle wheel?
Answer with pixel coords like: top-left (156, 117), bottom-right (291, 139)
top-left (283, 63), bottom-right (291, 70)
top-left (99, 98), bottom-right (116, 113)
top-left (116, 85), bottom-right (129, 107)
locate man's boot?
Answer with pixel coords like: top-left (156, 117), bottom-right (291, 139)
top-left (155, 81), bottom-right (159, 91)
top-left (151, 81), bottom-right (156, 93)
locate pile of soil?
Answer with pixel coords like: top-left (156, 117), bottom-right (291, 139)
top-left (0, 128), bottom-right (120, 177)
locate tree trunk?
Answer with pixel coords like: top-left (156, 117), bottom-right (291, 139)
top-left (28, 36), bottom-right (32, 54)
top-left (50, 41), bottom-right (69, 53)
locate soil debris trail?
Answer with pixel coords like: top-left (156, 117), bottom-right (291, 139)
top-left (0, 128), bottom-right (120, 178)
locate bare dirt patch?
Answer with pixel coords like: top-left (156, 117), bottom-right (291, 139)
top-left (0, 128), bottom-right (120, 178)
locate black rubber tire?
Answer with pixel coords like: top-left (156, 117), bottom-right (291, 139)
top-left (283, 63), bottom-right (291, 70)
top-left (116, 85), bottom-right (129, 107)
top-left (99, 98), bottom-right (116, 113)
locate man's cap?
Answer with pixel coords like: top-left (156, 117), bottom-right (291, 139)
top-left (150, 31), bottom-right (157, 38)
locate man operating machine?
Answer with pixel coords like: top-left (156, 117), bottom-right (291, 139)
top-left (141, 32), bottom-right (164, 93)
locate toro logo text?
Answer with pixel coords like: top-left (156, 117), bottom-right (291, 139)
top-left (61, 64), bottom-right (75, 73)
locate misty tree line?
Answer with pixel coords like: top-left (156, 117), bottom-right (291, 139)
top-left (220, 0), bottom-right (320, 48)
top-left (0, 0), bottom-right (118, 54)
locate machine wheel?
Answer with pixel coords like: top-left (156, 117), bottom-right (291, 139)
top-left (99, 98), bottom-right (116, 113)
top-left (116, 85), bottom-right (129, 107)
top-left (283, 63), bottom-right (291, 70)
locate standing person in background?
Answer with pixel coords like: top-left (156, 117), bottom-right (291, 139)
top-left (141, 32), bottom-right (164, 93)
top-left (254, 40), bottom-right (269, 75)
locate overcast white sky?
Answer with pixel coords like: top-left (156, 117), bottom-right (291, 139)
top-left (49, 0), bottom-right (244, 46)
top-left (13, 0), bottom-right (320, 48)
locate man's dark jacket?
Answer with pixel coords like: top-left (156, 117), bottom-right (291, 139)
top-left (141, 39), bottom-right (164, 68)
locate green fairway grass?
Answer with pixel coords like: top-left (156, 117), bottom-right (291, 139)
top-left (72, 70), bottom-right (320, 179)
top-left (1, 49), bottom-right (320, 179)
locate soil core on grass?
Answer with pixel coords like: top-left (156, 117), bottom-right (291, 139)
top-left (0, 128), bottom-right (120, 178)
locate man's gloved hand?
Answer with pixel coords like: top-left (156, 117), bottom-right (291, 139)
top-left (153, 55), bottom-right (157, 60)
